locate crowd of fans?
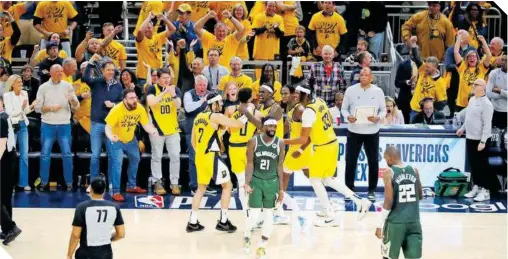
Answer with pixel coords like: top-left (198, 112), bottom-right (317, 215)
top-left (0, 1), bottom-right (506, 198)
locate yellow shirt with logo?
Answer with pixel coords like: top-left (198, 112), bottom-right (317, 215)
top-left (308, 11), bottom-right (347, 50)
top-left (135, 32), bottom-right (167, 79)
top-left (410, 66), bottom-right (448, 112)
top-left (252, 13), bottom-right (285, 60)
top-left (259, 103), bottom-right (284, 138)
top-left (105, 102), bottom-right (149, 144)
top-left (249, 1), bottom-right (265, 21)
top-left (34, 1), bottom-right (78, 39)
top-left (99, 39), bottom-right (127, 68)
top-left (225, 19), bottom-right (252, 60)
top-left (147, 84), bottom-right (181, 136)
top-left (201, 30), bottom-right (240, 68)
top-left (0, 37), bottom-right (15, 62)
top-left (193, 111), bottom-right (219, 154)
top-left (305, 98), bottom-right (335, 146)
top-left (229, 106), bottom-right (257, 144)
top-left (279, 1), bottom-right (299, 37)
top-left (0, 3), bottom-right (26, 37)
top-left (33, 49), bottom-right (68, 65)
top-left (218, 73), bottom-right (253, 92)
top-left (252, 80), bottom-right (282, 102)
top-left (456, 61), bottom-right (489, 108)
top-left (174, 1), bottom-right (210, 23)
top-left (73, 79), bottom-right (91, 118)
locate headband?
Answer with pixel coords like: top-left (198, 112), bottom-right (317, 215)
top-left (207, 95), bottom-right (222, 104)
top-left (264, 119), bottom-right (278, 126)
top-left (260, 84), bottom-right (273, 93)
top-left (295, 85), bottom-right (311, 94)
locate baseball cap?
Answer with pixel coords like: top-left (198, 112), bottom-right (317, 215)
top-left (178, 4), bottom-right (192, 13)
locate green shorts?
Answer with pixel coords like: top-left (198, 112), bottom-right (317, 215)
top-left (382, 221), bottom-right (422, 259)
top-left (248, 177), bottom-right (279, 209)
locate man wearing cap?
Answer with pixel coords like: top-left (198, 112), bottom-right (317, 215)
top-left (401, 1), bottom-right (455, 61)
top-left (171, 3), bottom-right (201, 55)
top-left (37, 41), bottom-right (64, 83)
top-left (67, 177), bottom-right (125, 259)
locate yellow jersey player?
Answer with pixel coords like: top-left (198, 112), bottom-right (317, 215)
top-left (224, 86), bottom-right (263, 219)
top-left (187, 91), bottom-right (245, 233)
top-left (252, 84), bottom-right (284, 138)
top-left (274, 85), bottom-right (309, 226)
top-left (283, 85), bottom-right (371, 227)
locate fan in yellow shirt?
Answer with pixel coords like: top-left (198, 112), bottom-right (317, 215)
top-left (135, 12), bottom-right (176, 81)
top-left (33, 1), bottom-right (78, 41)
top-left (410, 56), bottom-right (447, 113)
top-left (225, 4), bottom-right (252, 60)
top-left (252, 64), bottom-right (282, 102)
top-left (73, 62), bottom-right (92, 133)
top-left (487, 37), bottom-right (505, 69)
top-left (252, 2), bottom-right (285, 60)
top-left (173, 1), bottom-right (210, 23)
top-left (100, 23), bottom-right (127, 70)
top-left (194, 9), bottom-right (244, 68)
top-left (0, 1), bottom-right (28, 37)
top-left (454, 33), bottom-right (491, 109)
top-left (133, 1), bottom-right (170, 36)
top-left (308, 1), bottom-right (347, 56)
top-left (218, 57), bottom-right (253, 93)
top-left (249, 1), bottom-right (265, 22)
top-left (0, 11), bottom-right (20, 63)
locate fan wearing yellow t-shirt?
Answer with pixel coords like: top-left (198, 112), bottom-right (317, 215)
top-left (410, 57), bottom-right (447, 115)
top-left (218, 57), bottom-right (253, 93)
top-left (133, 1), bottom-right (169, 36)
top-left (0, 1), bottom-right (27, 37)
top-left (33, 1), bottom-right (78, 57)
top-left (252, 2), bottom-right (285, 61)
top-left (173, 1), bottom-right (210, 23)
top-left (224, 4), bottom-right (252, 60)
top-left (0, 11), bottom-right (20, 63)
top-left (100, 23), bottom-right (127, 70)
top-left (73, 62), bottom-right (92, 133)
top-left (208, 1), bottom-right (248, 24)
top-left (135, 12), bottom-right (176, 82)
top-left (308, 1), bottom-right (347, 56)
top-left (105, 88), bottom-right (158, 202)
top-left (454, 33), bottom-right (491, 109)
top-left (194, 9), bottom-right (244, 68)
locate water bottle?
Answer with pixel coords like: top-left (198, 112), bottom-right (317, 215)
top-left (452, 113), bottom-right (458, 129)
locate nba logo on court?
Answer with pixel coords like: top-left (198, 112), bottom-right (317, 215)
top-left (134, 195), bottom-right (164, 209)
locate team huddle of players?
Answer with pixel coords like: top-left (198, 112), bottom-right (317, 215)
top-left (187, 81), bottom-right (422, 259)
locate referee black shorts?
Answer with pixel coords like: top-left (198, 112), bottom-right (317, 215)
top-left (76, 245), bottom-right (112, 259)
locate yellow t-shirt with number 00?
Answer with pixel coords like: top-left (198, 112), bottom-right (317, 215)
top-left (105, 102), bottom-right (149, 144)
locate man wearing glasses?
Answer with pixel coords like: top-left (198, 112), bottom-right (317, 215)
top-left (410, 98), bottom-right (446, 125)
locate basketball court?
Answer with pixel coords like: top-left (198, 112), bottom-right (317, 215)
top-left (2, 191), bottom-right (506, 258)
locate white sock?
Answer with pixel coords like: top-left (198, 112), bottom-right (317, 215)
top-left (310, 178), bottom-right (331, 210)
top-left (220, 209), bottom-right (228, 223)
top-left (261, 209), bottom-right (274, 239)
top-left (322, 177), bottom-right (361, 204)
top-left (190, 210), bottom-right (198, 224)
top-left (237, 173), bottom-right (247, 213)
top-left (245, 208), bottom-right (261, 233)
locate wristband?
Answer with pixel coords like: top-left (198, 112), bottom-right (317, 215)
top-left (378, 208), bottom-right (390, 228)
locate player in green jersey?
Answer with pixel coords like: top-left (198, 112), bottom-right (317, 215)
top-left (243, 116), bottom-right (285, 258)
top-left (376, 146), bottom-right (423, 259)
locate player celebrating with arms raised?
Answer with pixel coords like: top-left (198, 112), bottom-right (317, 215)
top-left (187, 89), bottom-right (245, 233)
top-left (243, 117), bottom-right (285, 258)
top-left (376, 146), bottom-right (423, 259)
top-left (283, 84), bottom-right (371, 226)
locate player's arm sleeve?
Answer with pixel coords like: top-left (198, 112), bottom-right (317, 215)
top-left (114, 206), bottom-right (125, 226)
top-left (301, 108), bottom-right (316, 128)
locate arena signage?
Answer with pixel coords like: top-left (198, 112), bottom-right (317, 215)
top-left (293, 136), bottom-right (466, 188)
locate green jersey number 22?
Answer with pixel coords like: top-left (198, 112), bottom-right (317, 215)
top-left (399, 184), bottom-right (416, 203)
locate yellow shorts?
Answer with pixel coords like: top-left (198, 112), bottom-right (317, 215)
top-left (228, 144), bottom-right (247, 174)
top-left (283, 145), bottom-right (311, 173)
top-left (309, 140), bottom-right (339, 179)
top-left (196, 152), bottom-right (216, 185)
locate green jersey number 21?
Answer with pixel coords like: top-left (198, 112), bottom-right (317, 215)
top-left (260, 159), bottom-right (270, 170)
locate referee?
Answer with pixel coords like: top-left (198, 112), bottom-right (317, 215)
top-left (67, 177), bottom-right (125, 259)
top-left (341, 68), bottom-right (386, 200)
